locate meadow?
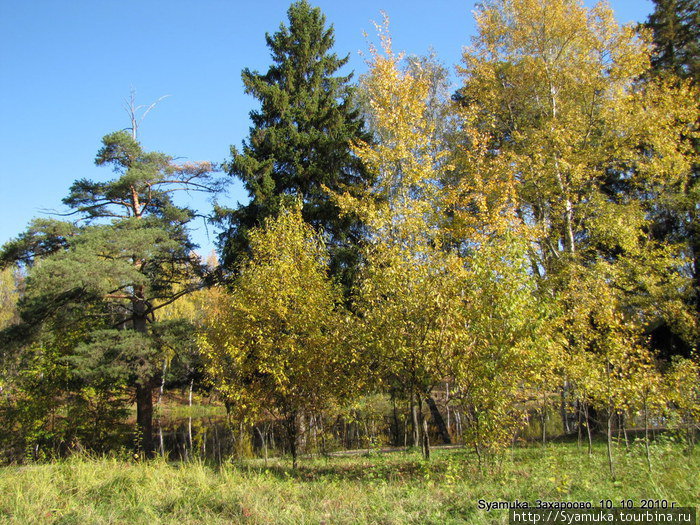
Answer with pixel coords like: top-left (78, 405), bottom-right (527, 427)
top-left (1, 441), bottom-right (697, 524)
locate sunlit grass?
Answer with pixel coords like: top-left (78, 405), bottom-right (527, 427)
top-left (0, 442), bottom-right (697, 524)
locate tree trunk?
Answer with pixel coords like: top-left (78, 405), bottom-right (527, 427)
top-left (287, 411), bottom-right (298, 468)
top-left (422, 417), bottom-right (430, 460)
top-left (299, 413), bottom-right (307, 450)
top-left (587, 405), bottom-right (603, 433)
top-left (692, 212), bottom-right (700, 327)
top-left (157, 360), bottom-right (167, 405)
top-left (621, 412), bottom-right (629, 451)
top-left (541, 390), bottom-right (547, 445)
top-left (560, 382), bottom-right (571, 434)
top-left (644, 400), bottom-right (651, 471)
top-left (136, 381), bottom-right (154, 457)
top-left (392, 397), bottom-right (401, 447)
top-left (411, 394), bottom-right (420, 448)
top-left (584, 403), bottom-right (593, 456)
top-left (404, 413), bottom-right (409, 447)
top-left (577, 401), bottom-right (582, 448)
top-left (445, 383), bottom-right (451, 436)
top-left (426, 396), bottom-right (451, 444)
top-left (606, 410), bottom-right (615, 479)
top-left (474, 410), bottom-right (483, 471)
top-left (132, 289), bottom-right (155, 457)
top-left (256, 426), bottom-right (268, 466)
top-left (213, 421), bottom-right (221, 464)
top-left (158, 420), bottom-right (164, 456)
top-left (188, 416), bottom-right (193, 452)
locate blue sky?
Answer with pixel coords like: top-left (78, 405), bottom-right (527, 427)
top-left (0, 0), bottom-right (653, 256)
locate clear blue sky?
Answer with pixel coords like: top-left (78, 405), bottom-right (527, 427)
top-left (0, 0), bottom-right (653, 256)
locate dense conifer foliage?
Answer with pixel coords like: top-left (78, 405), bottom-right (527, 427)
top-left (216, 0), bottom-right (372, 288)
top-left (646, 0), bottom-right (700, 82)
top-left (0, 130), bottom-right (218, 456)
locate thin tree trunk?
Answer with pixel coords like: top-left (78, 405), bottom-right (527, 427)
top-left (584, 403), bottom-right (593, 456)
top-left (157, 360), bottom-right (167, 405)
top-left (644, 399), bottom-right (651, 471)
top-left (446, 383), bottom-right (451, 437)
top-left (313, 415), bottom-right (320, 453)
top-left (404, 413), bottom-right (408, 448)
top-left (561, 382), bottom-right (571, 434)
top-left (411, 394), bottom-right (420, 448)
top-left (318, 416), bottom-right (327, 456)
top-left (422, 416), bottom-right (430, 460)
top-left (256, 426), bottom-right (268, 466)
top-left (214, 421), bottom-right (221, 464)
top-left (606, 410), bottom-right (615, 479)
top-left (474, 410), bottom-right (483, 472)
top-left (287, 412), bottom-right (298, 468)
top-left (577, 401), bottom-right (582, 448)
top-left (541, 390), bottom-right (547, 445)
top-left (392, 397), bottom-right (401, 447)
top-left (158, 420), bottom-right (164, 456)
top-left (188, 416), bottom-right (193, 452)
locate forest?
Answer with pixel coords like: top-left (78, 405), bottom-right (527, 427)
top-left (0, 0), bottom-right (698, 507)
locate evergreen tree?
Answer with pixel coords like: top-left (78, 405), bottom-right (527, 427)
top-left (646, 0), bottom-right (700, 82)
top-left (218, 0), bottom-right (371, 288)
top-left (0, 130), bottom-right (219, 456)
top-left (645, 0), bottom-right (700, 333)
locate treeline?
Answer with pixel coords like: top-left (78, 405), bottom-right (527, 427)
top-left (0, 0), bottom-right (698, 473)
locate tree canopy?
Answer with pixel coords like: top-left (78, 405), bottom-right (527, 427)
top-left (217, 0), bottom-right (372, 289)
top-left (0, 129), bottom-right (218, 455)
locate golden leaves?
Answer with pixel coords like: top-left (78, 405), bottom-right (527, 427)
top-left (199, 208), bottom-right (345, 420)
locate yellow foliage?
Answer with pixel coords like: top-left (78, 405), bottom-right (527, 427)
top-left (198, 207), bottom-right (347, 422)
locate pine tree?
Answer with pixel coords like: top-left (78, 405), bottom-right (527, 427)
top-left (0, 129), bottom-right (218, 456)
top-left (218, 0), bottom-right (371, 288)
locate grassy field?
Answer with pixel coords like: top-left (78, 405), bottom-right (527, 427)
top-left (0, 441), bottom-right (697, 524)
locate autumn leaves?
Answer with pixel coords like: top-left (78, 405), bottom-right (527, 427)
top-left (200, 1), bottom-right (697, 466)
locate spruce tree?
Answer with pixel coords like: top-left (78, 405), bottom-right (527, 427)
top-left (218, 0), bottom-right (371, 288)
top-left (646, 0), bottom-right (700, 82)
top-left (645, 0), bottom-right (700, 332)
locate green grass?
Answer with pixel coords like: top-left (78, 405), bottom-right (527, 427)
top-left (0, 442), bottom-right (697, 524)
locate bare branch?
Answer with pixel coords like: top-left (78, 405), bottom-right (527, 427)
top-left (140, 94), bottom-right (172, 126)
top-left (122, 90), bottom-right (171, 140)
